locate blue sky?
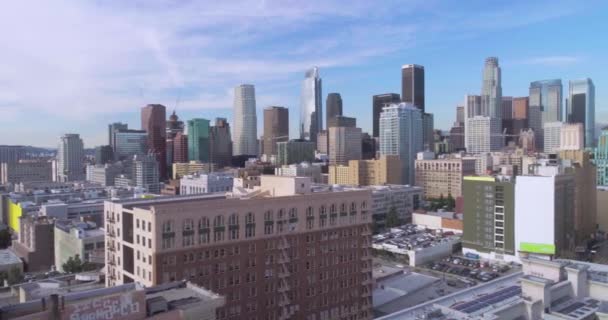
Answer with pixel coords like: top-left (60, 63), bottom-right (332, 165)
top-left (0, 0), bottom-right (606, 147)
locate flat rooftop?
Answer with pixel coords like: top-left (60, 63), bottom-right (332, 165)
top-left (0, 250), bottom-right (21, 266)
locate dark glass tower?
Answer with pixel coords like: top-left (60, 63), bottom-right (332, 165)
top-left (401, 64), bottom-right (425, 111)
top-left (326, 93), bottom-right (343, 124)
top-left (141, 104), bottom-right (167, 180)
top-left (372, 93), bottom-right (401, 137)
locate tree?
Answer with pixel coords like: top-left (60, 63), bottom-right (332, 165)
top-left (6, 267), bottom-right (23, 285)
top-left (385, 206), bottom-right (401, 228)
top-left (63, 255), bottom-right (85, 273)
top-left (0, 229), bottom-right (11, 249)
top-left (446, 193), bottom-right (456, 211)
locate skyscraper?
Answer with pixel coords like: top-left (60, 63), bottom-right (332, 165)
top-left (166, 111), bottom-right (184, 139)
top-left (567, 78), bottom-right (595, 147)
top-left (133, 154), bottom-right (160, 194)
top-left (187, 118), bottom-right (211, 163)
top-left (108, 122), bottom-right (128, 148)
top-left (372, 93), bottom-right (401, 137)
top-left (466, 116), bottom-right (503, 153)
top-left (172, 132), bottom-right (188, 163)
top-left (594, 127), bottom-right (608, 186)
top-left (512, 97), bottom-right (529, 121)
top-left (502, 96), bottom-right (513, 119)
top-left (326, 92), bottom-right (343, 124)
top-left (113, 129), bottom-right (147, 160)
top-left (529, 79), bottom-right (563, 123)
top-left (401, 64), bottom-right (425, 111)
top-left (233, 84), bottom-right (258, 156)
top-left (481, 57), bottom-right (502, 118)
top-left (141, 104), bottom-right (167, 180)
top-left (422, 113), bottom-right (434, 150)
top-left (209, 118), bottom-right (233, 169)
top-left (300, 67), bottom-right (322, 142)
top-left (57, 134), bottom-right (84, 182)
top-left (456, 105), bottom-right (465, 126)
top-left (379, 103), bottom-right (423, 185)
top-left (465, 94), bottom-right (482, 118)
top-left (328, 126), bottom-right (362, 166)
top-left (94, 145), bottom-right (113, 165)
top-left (263, 106), bottom-right (289, 158)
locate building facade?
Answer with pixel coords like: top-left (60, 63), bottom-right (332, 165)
top-left (113, 129), bottom-right (148, 161)
top-left (173, 132), bottom-right (188, 163)
top-left (172, 161), bottom-right (215, 180)
top-left (104, 176), bottom-right (374, 320)
top-left (209, 118), bottom-right (233, 169)
top-left (141, 104), bottom-right (167, 180)
top-left (263, 106), bottom-right (289, 158)
top-left (379, 103), bottom-right (423, 185)
top-left (55, 220), bottom-right (105, 272)
top-left (187, 118), bottom-right (210, 163)
top-left (595, 127), bottom-right (608, 186)
top-left (465, 116), bottom-right (503, 154)
top-left (401, 64), bottom-right (425, 111)
top-left (300, 67), bottom-right (323, 143)
top-left (326, 92), bottom-right (343, 124)
top-left (481, 57), bottom-right (502, 119)
top-left (133, 154), bottom-right (160, 194)
top-left (180, 173), bottom-right (234, 195)
top-left (57, 134), bottom-right (85, 182)
top-left (328, 156), bottom-right (402, 186)
top-left (512, 96), bottom-right (529, 121)
top-left (372, 93), bottom-right (400, 138)
top-left (414, 157), bottom-right (476, 198)
top-left (12, 216), bottom-right (54, 272)
top-left (560, 123), bottom-right (584, 151)
top-left (276, 139), bottom-right (315, 166)
top-left (543, 122), bottom-right (563, 153)
top-left (1, 160), bottom-right (52, 184)
top-left (567, 78), bottom-right (595, 147)
top-left (233, 84), bottom-right (258, 156)
top-left (328, 126), bottom-right (362, 166)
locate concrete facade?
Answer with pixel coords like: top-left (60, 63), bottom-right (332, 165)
top-left (0, 160), bottom-right (52, 184)
top-left (414, 157), bottom-right (476, 198)
top-left (328, 156), bottom-right (402, 186)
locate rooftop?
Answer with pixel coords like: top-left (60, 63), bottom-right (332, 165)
top-left (0, 250), bottom-right (22, 266)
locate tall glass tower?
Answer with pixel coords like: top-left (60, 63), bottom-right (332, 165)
top-left (187, 118), bottom-right (210, 162)
top-left (529, 79), bottom-right (563, 150)
top-left (481, 57), bottom-right (502, 118)
top-left (300, 67), bottom-right (322, 142)
top-left (233, 84), bottom-right (258, 156)
top-left (567, 78), bottom-right (595, 147)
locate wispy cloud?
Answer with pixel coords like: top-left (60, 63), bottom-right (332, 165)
top-left (517, 56), bottom-right (582, 67)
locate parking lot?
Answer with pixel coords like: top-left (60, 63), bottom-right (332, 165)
top-left (425, 255), bottom-right (518, 285)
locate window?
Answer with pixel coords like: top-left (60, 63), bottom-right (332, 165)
top-left (289, 208), bottom-right (297, 221)
top-left (330, 204), bottom-right (337, 215)
top-left (278, 209), bottom-right (286, 220)
top-left (306, 207), bottom-right (314, 218)
top-left (214, 215), bottom-right (225, 227)
top-left (264, 210), bottom-right (273, 222)
top-left (245, 212), bottom-right (255, 224)
top-left (162, 220), bottom-right (174, 233)
top-left (183, 219), bottom-right (194, 231)
top-left (229, 213), bottom-right (239, 240)
top-left (319, 205), bottom-right (327, 216)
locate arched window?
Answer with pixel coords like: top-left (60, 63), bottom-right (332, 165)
top-left (319, 205), bottom-right (326, 215)
top-left (213, 215), bottom-right (224, 227)
top-left (162, 220), bottom-right (174, 233)
top-left (198, 217), bottom-right (210, 230)
top-left (350, 202), bottom-right (357, 213)
top-left (246, 212), bottom-right (255, 224)
top-left (229, 213), bottom-right (239, 226)
top-left (330, 204), bottom-right (337, 215)
top-left (278, 209), bottom-right (286, 220)
top-left (361, 201), bottom-right (368, 210)
top-left (289, 208), bottom-right (297, 220)
top-left (340, 203), bottom-right (347, 213)
top-left (306, 207), bottom-right (314, 218)
top-left (183, 219), bottom-right (194, 231)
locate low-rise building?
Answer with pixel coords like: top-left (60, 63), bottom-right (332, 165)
top-left (0, 280), bottom-right (224, 320)
top-left (0, 249), bottom-right (24, 274)
top-left (276, 139), bottom-right (315, 165)
top-left (54, 220), bottom-right (105, 272)
top-left (179, 172), bottom-right (234, 195)
top-left (415, 156), bottom-right (475, 198)
top-left (11, 216), bottom-right (55, 272)
top-left (274, 162), bottom-right (323, 183)
top-left (412, 211), bottom-right (463, 233)
top-left (86, 162), bottom-right (127, 186)
top-left (328, 156), bottom-right (402, 186)
top-left (0, 160), bottom-right (53, 184)
top-left (172, 161), bottom-right (215, 180)
top-left (367, 185), bottom-right (422, 227)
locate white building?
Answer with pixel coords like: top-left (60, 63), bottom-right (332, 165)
top-left (328, 126), bottom-right (362, 166)
top-left (54, 220), bottom-right (105, 271)
top-left (180, 172), bottom-right (234, 195)
top-left (57, 134), bottom-right (84, 182)
top-left (274, 162), bottom-right (323, 183)
top-left (233, 84), bottom-right (258, 156)
top-left (379, 103), bottom-right (423, 185)
top-left (465, 116), bottom-right (503, 153)
top-left (543, 121), bottom-right (563, 153)
top-left (560, 123), bottom-right (584, 151)
top-left (85, 163), bottom-right (126, 187)
top-left (133, 154), bottom-right (160, 194)
top-left (368, 185), bottom-right (423, 226)
top-left (300, 67), bottom-right (323, 142)
top-left (0, 160), bottom-right (52, 184)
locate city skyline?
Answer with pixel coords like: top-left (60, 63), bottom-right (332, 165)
top-left (1, 0), bottom-right (607, 147)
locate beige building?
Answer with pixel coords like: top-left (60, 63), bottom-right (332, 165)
top-left (328, 156), bottom-right (401, 186)
top-left (172, 161), bottom-right (215, 180)
top-left (414, 157), bottom-right (476, 198)
top-left (105, 175), bottom-right (374, 320)
top-left (328, 126), bottom-right (362, 166)
top-left (559, 150), bottom-right (598, 244)
top-left (560, 123), bottom-right (584, 151)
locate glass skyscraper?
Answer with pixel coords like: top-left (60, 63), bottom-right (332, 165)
top-left (233, 84), bottom-right (258, 156)
top-left (300, 67), bottom-right (322, 142)
top-left (481, 57), bottom-right (502, 118)
top-left (594, 127), bottom-right (608, 186)
top-left (401, 64), bottom-right (425, 111)
top-left (379, 102), bottom-right (423, 185)
top-left (187, 118), bottom-right (210, 162)
top-left (567, 78), bottom-right (595, 147)
top-left (529, 79), bottom-right (563, 150)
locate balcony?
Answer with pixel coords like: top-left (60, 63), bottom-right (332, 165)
top-left (361, 291), bottom-right (371, 298)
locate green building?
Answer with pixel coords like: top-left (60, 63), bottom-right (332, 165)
top-left (593, 127), bottom-right (608, 186)
top-left (462, 176), bottom-right (516, 261)
top-left (187, 118), bottom-right (210, 163)
top-left (276, 139), bottom-right (315, 165)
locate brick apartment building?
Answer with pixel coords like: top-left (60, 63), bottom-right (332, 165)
top-left (105, 176), bottom-right (374, 320)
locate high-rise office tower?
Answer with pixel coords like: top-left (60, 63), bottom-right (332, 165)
top-left (379, 103), bottom-right (423, 185)
top-left (594, 127), bottom-right (608, 186)
top-left (543, 122), bottom-right (563, 153)
top-left (133, 154), bottom-right (160, 194)
top-left (466, 116), bottom-right (503, 153)
top-left (300, 67), bottom-right (322, 142)
top-left (94, 145), bottom-right (114, 165)
top-left (456, 105), bottom-right (465, 126)
top-left (422, 113), bottom-right (434, 150)
top-left (326, 92), bottom-right (343, 124)
top-left (209, 118), bottom-right (233, 169)
top-left (108, 122), bottom-right (128, 148)
top-left (141, 104), bottom-right (167, 180)
top-left (401, 64), bottom-right (425, 111)
top-left (172, 132), bottom-right (188, 164)
top-left (560, 123), bottom-right (584, 151)
top-left (57, 134), bottom-right (84, 182)
top-left (263, 106), bottom-right (289, 158)
top-left (465, 94), bottom-right (482, 118)
top-left (113, 129), bottom-right (148, 160)
top-left (327, 115), bottom-right (356, 128)
top-left (187, 119), bottom-right (211, 163)
top-left (361, 133), bottom-right (376, 160)
top-left (166, 111), bottom-right (184, 139)
top-left (233, 84), bottom-right (258, 156)
top-left (512, 97), bottom-right (529, 121)
top-left (276, 139), bottom-right (316, 165)
top-left (372, 93), bottom-right (401, 137)
top-left (328, 126), bottom-right (362, 166)
top-left (567, 78), bottom-right (595, 147)
top-left (481, 57), bottom-right (502, 118)
top-left (530, 79), bottom-right (563, 123)
top-left (502, 96), bottom-right (513, 119)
